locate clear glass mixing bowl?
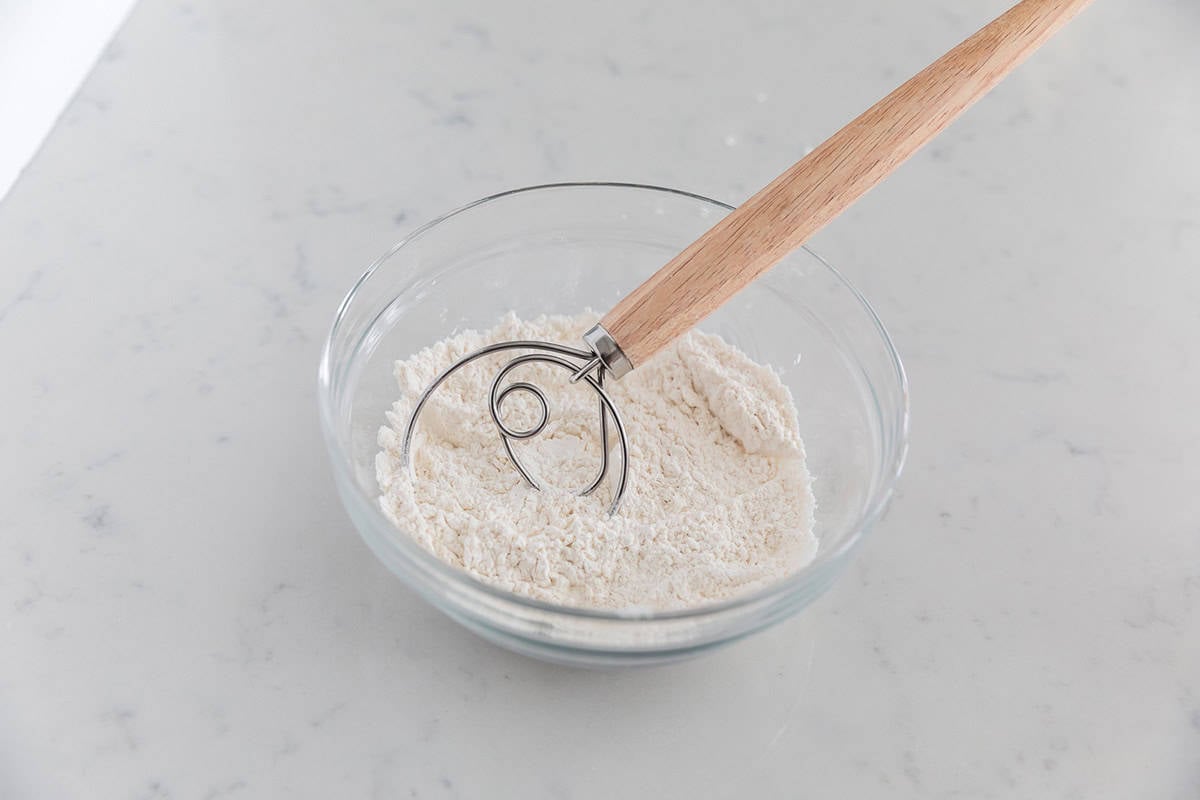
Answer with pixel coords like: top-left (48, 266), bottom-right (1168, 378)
top-left (318, 183), bottom-right (908, 667)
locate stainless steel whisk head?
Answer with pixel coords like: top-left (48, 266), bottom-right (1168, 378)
top-left (400, 335), bottom-right (630, 514)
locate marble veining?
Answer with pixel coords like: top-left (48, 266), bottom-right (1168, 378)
top-left (0, 0), bottom-right (1197, 797)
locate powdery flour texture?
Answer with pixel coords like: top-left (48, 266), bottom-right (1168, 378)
top-left (376, 312), bottom-right (817, 611)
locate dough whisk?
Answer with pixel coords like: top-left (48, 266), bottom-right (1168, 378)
top-left (402, 0), bottom-right (1093, 514)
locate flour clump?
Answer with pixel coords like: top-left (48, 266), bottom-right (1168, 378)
top-left (375, 312), bottom-right (817, 610)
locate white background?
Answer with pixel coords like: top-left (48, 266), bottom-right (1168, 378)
top-left (0, 0), bottom-right (137, 199)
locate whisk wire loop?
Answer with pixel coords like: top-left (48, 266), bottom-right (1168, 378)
top-left (401, 340), bottom-right (629, 515)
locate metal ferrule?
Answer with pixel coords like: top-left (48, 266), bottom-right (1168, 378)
top-left (582, 323), bottom-right (633, 379)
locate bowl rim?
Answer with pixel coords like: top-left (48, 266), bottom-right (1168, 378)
top-left (318, 181), bottom-right (910, 623)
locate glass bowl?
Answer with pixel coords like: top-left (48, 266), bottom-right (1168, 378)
top-left (318, 183), bottom-right (908, 667)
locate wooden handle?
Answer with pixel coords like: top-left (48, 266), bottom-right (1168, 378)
top-left (601, 0), bottom-right (1093, 369)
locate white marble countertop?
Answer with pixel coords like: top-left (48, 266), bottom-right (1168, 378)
top-left (2, 0), bottom-right (1198, 796)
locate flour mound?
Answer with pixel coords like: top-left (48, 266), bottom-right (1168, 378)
top-left (375, 312), bottom-right (817, 611)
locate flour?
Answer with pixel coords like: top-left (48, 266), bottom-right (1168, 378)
top-left (375, 312), bottom-right (817, 611)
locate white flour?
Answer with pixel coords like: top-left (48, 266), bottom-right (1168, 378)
top-left (375, 312), bottom-right (817, 611)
